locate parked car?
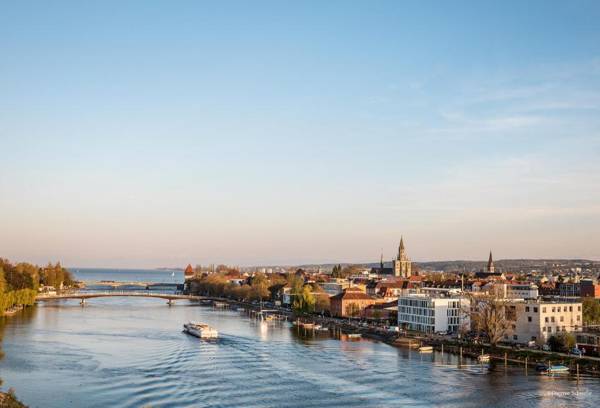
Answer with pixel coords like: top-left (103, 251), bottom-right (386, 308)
top-left (570, 348), bottom-right (583, 357)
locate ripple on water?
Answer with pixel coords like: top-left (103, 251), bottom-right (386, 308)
top-left (1, 299), bottom-right (600, 408)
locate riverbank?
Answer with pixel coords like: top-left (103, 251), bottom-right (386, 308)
top-left (429, 340), bottom-right (600, 376)
top-left (0, 391), bottom-right (27, 407)
top-left (1, 306), bottom-right (24, 317)
top-left (265, 309), bottom-right (600, 376)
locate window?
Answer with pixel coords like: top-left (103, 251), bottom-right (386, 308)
top-left (578, 306), bottom-right (582, 311)
top-left (513, 335), bottom-right (518, 340)
top-left (543, 307), bottom-right (546, 313)
top-left (569, 306), bottom-right (573, 312)
top-left (534, 307), bottom-right (538, 313)
top-left (560, 316), bottom-right (564, 322)
top-left (552, 307), bottom-right (556, 313)
top-left (551, 317), bottom-right (555, 323)
top-left (542, 327), bottom-right (546, 332)
top-left (545, 317), bottom-right (549, 323)
top-left (528, 316), bottom-right (532, 322)
top-left (577, 315), bottom-right (581, 321)
top-left (526, 306), bottom-right (530, 312)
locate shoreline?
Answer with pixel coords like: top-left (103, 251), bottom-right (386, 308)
top-left (1, 306), bottom-right (24, 317)
top-left (0, 391), bottom-right (27, 408)
top-left (230, 302), bottom-right (600, 377)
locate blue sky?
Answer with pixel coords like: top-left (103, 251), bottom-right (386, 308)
top-left (1, 1), bottom-right (599, 267)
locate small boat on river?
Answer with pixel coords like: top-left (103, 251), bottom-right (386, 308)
top-left (347, 333), bottom-right (362, 339)
top-left (183, 322), bottom-right (218, 339)
top-left (478, 354), bottom-right (491, 363)
top-left (419, 346), bottom-right (433, 353)
top-left (542, 365), bottom-right (569, 374)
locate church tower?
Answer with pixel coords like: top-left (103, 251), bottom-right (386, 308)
top-left (393, 236), bottom-right (412, 278)
top-left (487, 251), bottom-right (495, 273)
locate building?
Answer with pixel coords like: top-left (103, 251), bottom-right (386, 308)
top-left (576, 330), bottom-right (600, 356)
top-left (184, 264), bottom-right (194, 280)
top-left (329, 287), bottom-right (376, 318)
top-left (506, 283), bottom-right (539, 299)
top-left (558, 282), bottom-right (580, 297)
top-left (581, 279), bottom-right (600, 298)
top-left (505, 299), bottom-right (583, 345)
top-left (393, 236), bottom-right (412, 278)
top-left (364, 301), bottom-right (398, 321)
top-left (397, 291), bottom-right (470, 334)
top-left (320, 279), bottom-right (351, 297)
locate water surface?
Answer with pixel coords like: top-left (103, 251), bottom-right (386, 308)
top-left (1, 297), bottom-right (598, 407)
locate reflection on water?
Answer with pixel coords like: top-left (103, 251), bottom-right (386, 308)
top-left (0, 298), bottom-right (598, 408)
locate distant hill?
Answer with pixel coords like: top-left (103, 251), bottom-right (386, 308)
top-left (280, 259), bottom-right (599, 273)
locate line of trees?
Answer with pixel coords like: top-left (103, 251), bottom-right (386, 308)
top-left (0, 258), bottom-right (74, 314)
top-left (189, 272), bottom-right (285, 302)
top-left (187, 271), bottom-right (330, 315)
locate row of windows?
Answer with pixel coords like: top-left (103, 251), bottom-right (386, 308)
top-left (534, 305), bottom-right (580, 313)
top-left (398, 307), bottom-right (434, 316)
top-left (542, 325), bottom-right (579, 333)
top-left (398, 314), bottom-right (434, 325)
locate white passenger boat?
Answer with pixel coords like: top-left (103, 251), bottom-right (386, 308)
top-left (418, 346), bottom-right (433, 353)
top-left (183, 322), bottom-right (219, 339)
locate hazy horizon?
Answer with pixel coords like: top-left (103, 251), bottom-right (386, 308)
top-left (2, 1), bottom-right (600, 268)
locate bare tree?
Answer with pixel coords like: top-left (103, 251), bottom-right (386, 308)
top-left (467, 293), bottom-right (512, 346)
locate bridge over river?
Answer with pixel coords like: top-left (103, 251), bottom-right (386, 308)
top-left (36, 291), bottom-right (211, 305)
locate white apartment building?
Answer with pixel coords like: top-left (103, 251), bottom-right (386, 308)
top-left (398, 293), bottom-right (470, 334)
top-left (505, 299), bottom-right (583, 344)
top-left (321, 280), bottom-right (351, 297)
top-left (507, 283), bottom-right (539, 299)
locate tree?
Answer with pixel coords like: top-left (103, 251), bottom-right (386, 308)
top-left (548, 333), bottom-right (576, 352)
top-left (293, 285), bottom-right (315, 315)
top-left (250, 273), bottom-right (270, 301)
top-left (341, 265), bottom-right (361, 278)
top-left (0, 267), bottom-right (5, 294)
top-left (331, 264), bottom-right (342, 278)
top-left (311, 284), bottom-right (330, 313)
top-left (583, 298), bottom-right (600, 325)
top-left (468, 294), bottom-right (511, 346)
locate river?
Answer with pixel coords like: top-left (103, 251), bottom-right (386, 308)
top-left (0, 269), bottom-right (598, 407)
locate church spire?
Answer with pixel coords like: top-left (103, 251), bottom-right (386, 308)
top-left (398, 236), bottom-right (405, 260)
top-left (380, 251), bottom-right (384, 270)
top-left (487, 250), bottom-right (495, 273)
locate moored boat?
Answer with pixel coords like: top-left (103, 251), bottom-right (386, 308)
top-left (347, 333), bottom-right (362, 339)
top-left (183, 322), bottom-right (218, 339)
top-left (543, 365), bottom-right (569, 374)
top-left (478, 354), bottom-right (491, 362)
top-left (418, 346), bottom-right (433, 352)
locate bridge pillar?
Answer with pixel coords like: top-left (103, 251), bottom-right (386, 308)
top-left (167, 299), bottom-right (174, 306)
top-left (80, 299), bottom-right (86, 306)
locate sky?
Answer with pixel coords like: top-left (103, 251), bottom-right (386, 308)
top-left (1, 1), bottom-right (600, 268)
